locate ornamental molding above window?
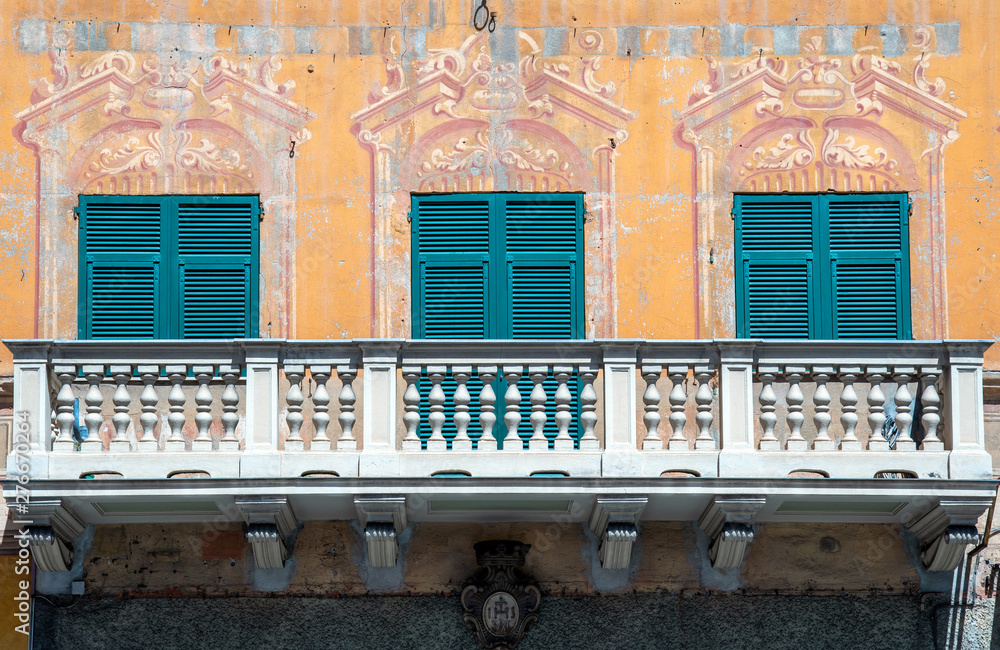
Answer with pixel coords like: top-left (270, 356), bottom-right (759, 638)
top-left (350, 30), bottom-right (635, 338)
top-left (15, 37), bottom-right (316, 339)
top-left (674, 29), bottom-right (965, 340)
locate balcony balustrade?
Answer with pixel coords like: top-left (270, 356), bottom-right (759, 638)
top-left (5, 338), bottom-right (992, 482)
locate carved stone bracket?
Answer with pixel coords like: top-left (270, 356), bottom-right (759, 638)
top-left (588, 496), bottom-right (647, 569)
top-left (909, 498), bottom-right (991, 572)
top-left (461, 540), bottom-right (541, 650)
top-left (354, 495), bottom-right (408, 568)
top-left (235, 496), bottom-right (297, 570)
top-left (697, 496), bottom-right (766, 569)
top-left (24, 498), bottom-right (85, 572)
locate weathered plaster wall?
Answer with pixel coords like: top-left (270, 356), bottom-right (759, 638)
top-left (0, 0), bottom-right (996, 372)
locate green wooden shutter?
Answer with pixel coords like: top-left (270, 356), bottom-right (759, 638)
top-left (826, 195), bottom-right (910, 339)
top-left (412, 195), bottom-right (492, 447)
top-left (735, 195), bottom-right (818, 338)
top-left (79, 197), bottom-right (163, 339)
top-left (501, 195), bottom-right (583, 448)
top-left (175, 196), bottom-right (259, 338)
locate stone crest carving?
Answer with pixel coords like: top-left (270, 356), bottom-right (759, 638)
top-left (461, 541), bottom-right (541, 650)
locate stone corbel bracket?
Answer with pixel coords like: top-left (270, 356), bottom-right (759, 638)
top-left (235, 496), bottom-right (297, 570)
top-left (698, 496), bottom-right (766, 569)
top-left (909, 498), bottom-right (991, 572)
top-left (25, 498), bottom-right (85, 572)
top-left (588, 496), bottom-right (647, 569)
top-left (355, 496), bottom-right (408, 568)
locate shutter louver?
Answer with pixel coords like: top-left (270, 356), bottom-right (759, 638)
top-left (745, 262), bottom-right (812, 338)
top-left (88, 263), bottom-right (158, 338)
top-left (833, 262), bottom-right (901, 339)
top-left (181, 266), bottom-right (250, 338)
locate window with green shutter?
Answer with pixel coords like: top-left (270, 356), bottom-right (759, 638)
top-left (79, 195), bottom-right (259, 339)
top-left (411, 193), bottom-right (584, 450)
top-left (734, 193), bottom-right (910, 339)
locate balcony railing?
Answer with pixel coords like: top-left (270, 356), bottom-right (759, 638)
top-left (5, 338), bottom-right (993, 481)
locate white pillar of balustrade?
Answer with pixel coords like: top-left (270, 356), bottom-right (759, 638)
top-left (784, 366), bottom-right (807, 451)
top-left (717, 342), bottom-right (755, 452)
top-left (110, 365), bottom-right (133, 452)
top-left (284, 365), bottom-right (306, 452)
top-left (893, 367), bottom-right (916, 451)
top-left (401, 366), bottom-right (422, 451)
top-left (641, 365), bottom-right (662, 451)
top-left (578, 365), bottom-right (600, 450)
top-left (337, 365), bottom-right (359, 451)
top-left (308, 365), bottom-right (332, 451)
top-left (242, 342), bottom-right (281, 476)
top-left (360, 341), bottom-right (401, 476)
top-left (11, 343), bottom-right (52, 471)
top-left (452, 366), bottom-right (473, 451)
top-left (811, 366), bottom-right (835, 451)
top-left (477, 366), bottom-right (499, 451)
top-left (944, 342), bottom-right (992, 478)
top-left (81, 365), bottom-right (106, 453)
top-left (666, 365), bottom-right (689, 451)
top-left (192, 365), bottom-right (215, 452)
top-left (553, 366), bottom-right (575, 451)
top-left (866, 366), bottom-right (889, 451)
top-left (137, 365), bottom-right (160, 452)
top-left (53, 365), bottom-right (77, 453)
top-left (919, 366), bottom-right (943, 451)
top-left (164, 365), bottom-right (188, 452)
top-left (528, 366), bottom-right (549, 451)
top-left (502, 365), bottom-right (523, 451)
top-left (757, 366), bottom-right (779, 451)
top-left (693, 365), bottom-right (716, 450)
top-left (602, 344), bottom-right (638, 452)
top-left (426, 366), bottom-right (448, 452)
top-left (838, 366), bottom-right (862, 450)
top-left (219, 365), bottom-right (241, 451)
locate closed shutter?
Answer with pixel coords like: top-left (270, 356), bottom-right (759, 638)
top-left (79, 197), bottom-right (163, 338)
top-left (735, 195), bottom-right (818, 338)
top-left (827, 195), bottom-right (909, 339)
top-left (176, 197), bottom-right (258, 338)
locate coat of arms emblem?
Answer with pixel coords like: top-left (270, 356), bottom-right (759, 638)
top-left (461, 540), bottom-right (541, 649)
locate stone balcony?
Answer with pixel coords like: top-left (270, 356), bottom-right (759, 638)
top-left (4, 338), bottom-right (997, 572)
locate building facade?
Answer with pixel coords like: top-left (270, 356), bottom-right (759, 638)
top-left (1, 1), bottom-right (999, 648)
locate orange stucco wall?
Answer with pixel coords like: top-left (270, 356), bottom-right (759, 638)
top-left (0, 0), bottom-right (998, 375)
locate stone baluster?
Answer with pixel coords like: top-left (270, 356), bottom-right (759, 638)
top-left (811, 367), bottom-right (835, 450)
top-left (477, 366), bottom-right (498, 451)
top-left (452, 366), bottom-right (473, 451)
top-left (893, 367), bottom-right (916, 451)
top-left (528, 367), bottom-right (549, 451)
top-left (191, 366), bottom-right (215, 452)
top-left (426, 366), bottom-right (448, 451)
top-left (784, 366), bottom-right (807, 451)
top-left (641, 365), bottom-right (662, 450)
top-left (694, 366), bottom-right (715, 450)
top-left (401, 367), bottom-right (422, 451)
top-left (136, 366), bottom-right (160, 452)
top-left (337, 366), bottom-right (358, 451)
top-left (866, 366), bottom-right (889, 450)
top-left (308, 366), bottom-right (331, 451)
top-left (284, 365), bottom-right (305, 452)
top-left (164, 365), bottom-right (188, 451)
top-left (578, 366), bottom-right (600, 450)
top-left (110, 365), bottom-right (133, 452)
top-left (838, 367), bottom-right (862, 450)
top-left (502, 366), bottom-right (523, 451)
top-left (53, 365), bottom-right (77, 452)
top-left (219, 365), bottom-right (241, 451)
top-left (667, 366), bottom-right (688, 450)
top-left (757, 366), bottom-right (779, 451)
top-left (919, 367), bottom-right (943, 451)
top-left (81, 365), bottom-right (105, 453)
top-left (553, 366), bottom-right (574, 451)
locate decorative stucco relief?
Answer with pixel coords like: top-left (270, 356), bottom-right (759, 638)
top-left (351, 30), bottom-right (634, 338)
top-left (675, 29), bottom-right (965, 339)
top-left (15, 32), bottom-right (316, 339)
